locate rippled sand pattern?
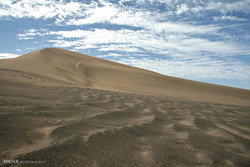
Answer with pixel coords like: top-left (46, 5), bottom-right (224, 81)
top-left (0, 81), bottom-right (250, 167)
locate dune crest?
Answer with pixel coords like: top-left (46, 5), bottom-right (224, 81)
top-left (0, 48), bottom-right (249, 105)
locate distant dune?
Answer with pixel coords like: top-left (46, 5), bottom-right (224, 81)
top-left (0, 48), bottom-right (249, 105)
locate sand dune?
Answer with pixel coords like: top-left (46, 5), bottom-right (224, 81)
top-left (0, 48), bottom-right (250, 167)
top-left (0, 48), bottom-right (249, 105)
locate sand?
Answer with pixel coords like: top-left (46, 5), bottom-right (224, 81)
top-left (0, 48), bottom-right (250, 167)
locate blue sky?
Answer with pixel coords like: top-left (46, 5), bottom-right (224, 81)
top-left (0, 0), bottom-right (250, 89)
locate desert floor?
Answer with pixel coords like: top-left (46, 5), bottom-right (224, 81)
top-left (0, 73), bottom-right (250, 167)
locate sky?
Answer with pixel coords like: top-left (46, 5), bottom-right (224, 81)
top-left (0, 0), bottom-right (250, 89)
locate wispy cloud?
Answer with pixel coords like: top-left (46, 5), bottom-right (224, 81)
top-left (63, 1), bottom-right (221, 35)
top-left (116, 57), bottom-right (250, 81)
top-left (176, 4), bottom-right (189, 15)
top-left (0, 53), bottom-right (20, 59)
top-left (17, 28), bottom-right (249, 57)
top-left (0, 0), bottom-right (83, 20)
top-left (213, 15), bottom-right (247, 21)
top-left (206, 0), bottom-right (250, 15)
top-left (1, 0), bottom-right (249, 24)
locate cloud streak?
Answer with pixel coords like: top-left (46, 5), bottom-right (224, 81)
top-left (0, 0), bottom-right (82, 19)
top-left (115, 57), bottom-right (250, 81)
top-left (18, 28), bottom-right (249, 56)
top-left (0, 53), bottom-right (20, 59)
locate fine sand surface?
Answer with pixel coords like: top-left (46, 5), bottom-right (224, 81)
top-left (0, 48), bottom-right (250, 167)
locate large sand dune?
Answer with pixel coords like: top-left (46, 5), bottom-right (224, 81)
top-left (0, 48), bottom-right (249, 105)
top-left (0, 48), bottom-right (250, 167)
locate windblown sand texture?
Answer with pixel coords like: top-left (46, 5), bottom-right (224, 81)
top-left (0, 48), bottom-right (250, 167)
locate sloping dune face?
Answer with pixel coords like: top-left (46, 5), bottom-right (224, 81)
top-left (0, 48), bottom-right (249, 105)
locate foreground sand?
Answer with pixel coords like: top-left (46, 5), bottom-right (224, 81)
top-left (0, 48), bottom-right (250, 166)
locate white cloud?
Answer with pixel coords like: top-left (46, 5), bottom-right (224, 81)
top-left (66, 1), bottom-right (119, 25)
top-left (0, 53), bottom-right (20, 59)
top-left (0, 0), bottom-right (222, 35)
top-left (0, 0), bottom-right (83, 20)
top-left (190, 0), bottom-right (250, 15)
top-left (214, 0), bottom-right (250, 14)
top-left (98, 44), bottom-right (140, 52)
top-left (18, 28), bottom-right (249, 57)
top-left (48, 40), bottom-right (81, 48)
top-left (121, 0), bottom-right (250, 15)
top-left (176, 4), bottom-right (189, 15)
top-left (63, 1), bottom-right (220, 35)
top-left (177, 38), bottom-right (246, 55)
top-left (17, 28), bottom-right (48, 40)
top-left (213, 16), bottom-right (247, 21)
top-left (97, 53), bottom-right (124, 58)
top-left (110, 13), bottom-right (220, 34)
top-left (1, 0), bottom-right (249, 24)
top-left (115, 57), bottom-right (250, 80)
